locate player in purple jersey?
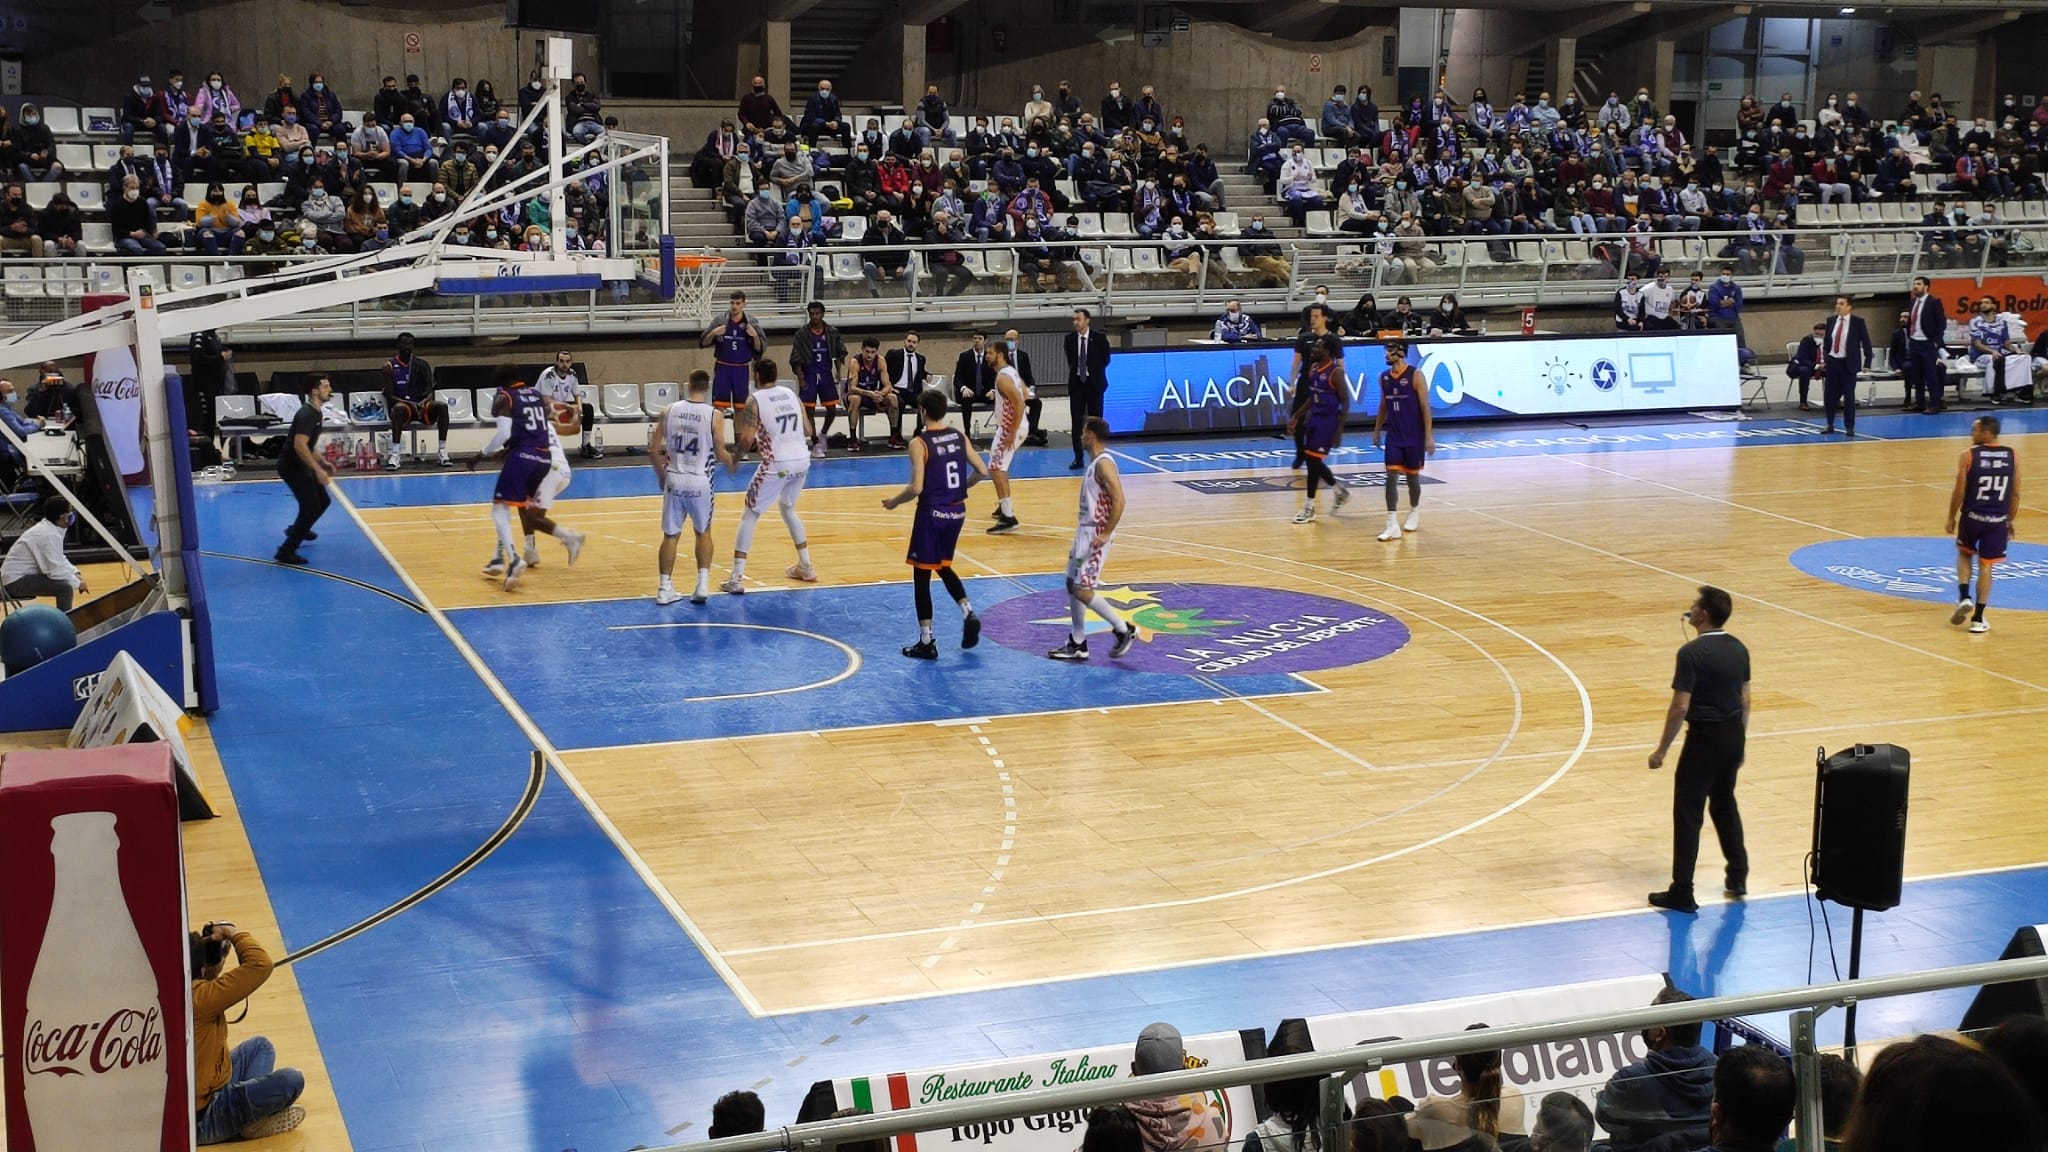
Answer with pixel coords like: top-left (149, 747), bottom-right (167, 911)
top-left (699, 290), bottom-right (764, 446)
top-left (1945, 414), bottom-right (2021, 634)
top-left (1286, 339), bottom-right (1349, 524)
top-left (1371, 342), bottom-right (1435, 542)
top-left (789, 300), bottom-right (846, 460)
top-left (469, 365), bottom-right (587, 591)
top-left (882, 391), bottom-right (990, 659)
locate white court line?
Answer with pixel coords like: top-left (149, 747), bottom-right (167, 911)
top-left (723, 529), bottom-right (1592, 957)
top-left (1108, 447), bottom-right (1175, 474)
top-left (1234, 696), bottom-right (1381, 773)
top-left (605, 622), bottom-right (862, 702)
top-left (1451, 468), bottom-right (2048, 697)
top-left (327, 486), bottom-right (772, 1018)
top-left (1550, 454), bottom-right (1860, 538)
top-left (757, 855), bottom-right (2048, 1017)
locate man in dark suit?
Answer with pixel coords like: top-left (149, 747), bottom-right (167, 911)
top-left (885, 330), bottom-right (930, 443)
top-left (1789, 322), bottom-right (1822, 411)
top-left (1003, 328), bottom-right (1047, 446)
top-left (952, 332), bottom-right (996, 440)
top-left (1062, 308), bottom-right (1112, 468)
top-left (1821, 296), bottom-right (1872, 436)
top-left (1905, 275), bottom-right (1947, 413)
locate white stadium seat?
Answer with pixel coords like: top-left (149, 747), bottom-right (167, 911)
top-left (600, 383), bottom-right (645, 421)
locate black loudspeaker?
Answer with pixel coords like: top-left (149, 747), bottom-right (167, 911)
top-left (1959, 925), bottom-right (2048, 1033)
top-left (1812, 743), bottom-right (1910, 912)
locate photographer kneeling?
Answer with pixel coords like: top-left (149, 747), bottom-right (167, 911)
top-left (193, 921), bottom-right (306, 1143)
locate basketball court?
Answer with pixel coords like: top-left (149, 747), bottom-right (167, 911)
top-left (17, 403), bottom-right (2037, 1150)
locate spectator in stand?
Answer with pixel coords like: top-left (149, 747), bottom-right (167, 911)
top-left (768, 142), bottom-right (812, 205)
top-left (1683, 1045), bottom-right (1795, 1152)
top-left (1428, 294), bottom-right (1473, 336)
top-left (151, 70), bottom-right (192, 139)
top-left (1841, 1035), bottom-right (2037, 1152)
top-left (442, 78), bottom-right (477, 139)
top-left (121, 74), bottom-right (163, 144)
top-left (0, 183), bottom-right (39, 259)
top-left (1594, 987), bottom-right (1716, 1152)
top-left (860, 209), bottom-right (914, 297)
top-left (400, 75), bottom-right (437, 129)
top-left (1410, 1026), bottom-right (1523, 1148)
top-left (744, 185), bottom-right (782, 245)
top-left (1126, 1023), bottom-right (1225, 1152)
top-left (191, 182), bottom-right (245, 255)
top-left (1236, 213), bottom-right (1289, 286)
top-left (195, 72), bottom-right (240, 124)
top-left (1045, 213), bottom-right (1096, 292)
top-left (1268, 86), bottom-right (1314, 145)
top-left (1185, 143), bottom-right (1223, 210)
top-left (738, 74), bottom-right (782, 135)
top-left (1277, 144), bottom-right (1323, 226)
top-left (390, 185), bottom-right (422, 235)
top-left (344, 186), bottom-right (390, 253)
top-left (1776, 1052), bottom-right (1859, 1152)
top-left (300, 73), bottom-right (345, 145)
top-left (565, 73), bottom-right (603, 142)
top-left (799, 80), bottom-right (849, 148)
top-left (708, 1090), bottom-right (766, 1140)
top-left (1024, 84), bottom-right (1053, 128)
top-left (12, 103), bottom-right (60, 182)
top-left (1351, 84), bottom-right (1381, 141)
top-left (38, 190), bottom-right (81, 258)
top-left (244, 114), bottom-right (283, 179)
top-left (928, 212), bottom-right (975, 296)
top-left (1529, 1093), bottom-right (1595, 1152)
top-left (1321, 86), bottom-right (1358, 145)
top-left (391, 112), bottom-right (437, 183)
top-left (1983, 1016), bottom-right (2048, 1136)
top-left (418, 182), bottom-right (454, 225)
top-left (917, 85), bottom-right (953, 146)
top-left (273, 107), bottom-right (310, 165)
top-left (1053, 81), bottom-right (1083, 120)
top-left (351, 113), bottom-right (396, 181)
top-left (1101, 81), bottom-right (1133, 133)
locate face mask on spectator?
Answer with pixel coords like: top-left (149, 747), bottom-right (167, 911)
top-left (487, 229), bottom-right (500, 240)
top-left (170, 77), bottom-right (184, 91)
top-left (310, 82), bottom-right (324, 92)
top-left (399, 193), bottom-right (413, 204)
top-left (401, 119), bottom-right (414, 130)
top-left (259, 229), bottom-right (275, 241)
top-left (311, 188), bottom-right (327, 200)
top-left (298, 151), bottom-right (313, 164)
top-left (123, 188), bottom-right (140, 202)
top-left (21, 114), bottom-right (37, 127)
top-left (209, 79), bottom-right (223, 90)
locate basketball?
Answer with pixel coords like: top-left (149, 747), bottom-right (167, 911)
top-left (1, 605), bottom-right (77, 676)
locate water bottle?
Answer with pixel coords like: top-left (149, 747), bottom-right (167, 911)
top-left (594, 427), bottom-right (605, 452)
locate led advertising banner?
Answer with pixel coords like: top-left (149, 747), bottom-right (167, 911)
top-left (1100, 332), bottom-right (1741, 435)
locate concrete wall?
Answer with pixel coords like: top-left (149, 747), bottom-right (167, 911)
top-left (931, 6), bottom-right (1395, 151)
top-left (1443, 10), bottom-right (1544, 105)
top-left (29, 0), bottom-right (598, 110)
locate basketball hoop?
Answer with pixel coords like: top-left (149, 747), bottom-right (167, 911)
top-left (672, 253), bottom-right (727, 319)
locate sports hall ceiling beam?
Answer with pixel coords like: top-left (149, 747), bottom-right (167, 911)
top-left (1253, 0), bottom-right (1335, 34)
top-left (1911, 9), bottom-right (2017, 43)
top-left (902, 0), bottom-right (970, 25)
top-left (1653, 5), bottom-right (1750, 42)
top-left (761, 0), bottom-right (827, 22)
top-left (1554, 0), bottom-right (1653, 40)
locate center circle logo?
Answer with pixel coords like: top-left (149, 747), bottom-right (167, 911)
top-left (1790, 537), bottom-right (2048, 612)
top-left (978, 582), bottom-right (1411, 674)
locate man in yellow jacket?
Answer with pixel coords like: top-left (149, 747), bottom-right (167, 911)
top-left (193, 922), bottom-right (306, 1143)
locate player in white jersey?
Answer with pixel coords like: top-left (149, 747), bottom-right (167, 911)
top-left (722, 360), bottom-right (819, 593)
top-left (651, 370), bottom-right (734, 605)
top-left (1049, 417), bottom-right (1136, 661)
top-left (984, 341), bottom-right (1029, 535)
top-left (536, 350), bottom-right (601, 459)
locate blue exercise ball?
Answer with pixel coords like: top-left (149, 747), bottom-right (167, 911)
top-left (1, 605), bottom-right (76, 676)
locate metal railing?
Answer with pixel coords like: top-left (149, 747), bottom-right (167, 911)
top-left (646, 954), bottom-right (2048, 1152)
top-left (0, 223), bottom-right (2031, 342)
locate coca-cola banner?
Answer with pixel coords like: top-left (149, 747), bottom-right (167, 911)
top-left (1, 744), bottom-right (193, 1152)
top-left (80, 293), bottom-right (147, 485)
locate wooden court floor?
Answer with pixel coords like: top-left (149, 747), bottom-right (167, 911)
top-left (355, 431), bottom-right (2048, 1016)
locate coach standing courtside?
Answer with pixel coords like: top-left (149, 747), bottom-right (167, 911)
top-left (1646, 585), bottom-right (1750, 914)
top-left (1821, 296), bottom-right (1872, 436)
top-left (1064, 308), bottom-right (1111, 469)
top-left (1905, 276), bottom-right (1947, 413)
top-left (276, 375), bottom-right (336, 565)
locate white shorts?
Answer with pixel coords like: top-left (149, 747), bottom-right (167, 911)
top-left (745, 463), bottom-right (810, 513)
top-left (1067, 531), bottom-right (1112, 590)
top-left (987, 419), bottom-right (1028, 474)
top-left (532, 462), bottom-right (571, 511)
top-left (663, 486), bottom-right (714, 537)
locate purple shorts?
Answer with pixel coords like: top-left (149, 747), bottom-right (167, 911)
top-left (907, 503), bottom-right (966, 569)
top-left (1958, 516), bottom-right (2010, 562)
top-left (1384, 443), bottom-right (1426, 473)
top-left (713, 363), bottom-right (751, 408)
top-left (800, 372), bottom-right (840, 406)
top-left (1303, 409), bottom-right (1341, 458)
top-left (494, 450), bottom-right (552, 506)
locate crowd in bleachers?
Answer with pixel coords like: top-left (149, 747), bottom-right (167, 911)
top-left (0, 66), bottom-right (626, 264)
top-left (687, 1002), bottom-right (2048, 1152)
top-left (699, 74), bottom-right (2048, 291)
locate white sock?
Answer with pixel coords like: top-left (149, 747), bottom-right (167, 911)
top-left (1069, 600), bottom-right (1087, 644)
top-left (1085, 597), bottom-right (1127, 635)
top-left (920, 623), bottom-right (934, 642)
top-left (491, 504), bottom-right (517, 556)
top-left (732, 555), bottom-right (749, 579)
top-left (659, 574), bottom-right (674, 590)
top-left (524, 533), bottom-right (537, 553)
top-left (795, 543), bottom-right (813, 568)
top-left (695, 567), bottom-right (710, 591)
top-left (999, 497), bottom-right (1014, 517)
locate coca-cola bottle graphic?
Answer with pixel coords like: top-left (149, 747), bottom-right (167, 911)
top-left (20, 811), bottom-right (168, 1151)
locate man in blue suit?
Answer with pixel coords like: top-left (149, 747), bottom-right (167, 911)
top-left (1821, 296), bottom-right (1873, 436)
top-left (1905, 275), bottom-right (1948, 412)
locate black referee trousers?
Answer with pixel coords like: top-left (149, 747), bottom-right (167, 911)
top-left (1671, 718), bottom-right (1749, 893)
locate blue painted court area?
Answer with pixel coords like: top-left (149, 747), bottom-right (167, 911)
top-left (1792, 538), bottom-right (2048, 612)
top-left (184, 416), bottom-right (2048, 1152)
top-left (449, 576), bottom-right (1314, 748)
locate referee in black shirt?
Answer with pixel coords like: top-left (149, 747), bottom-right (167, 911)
top-left (1648, 585), bottom-right (1751, 914)
top-left (276, 376), bottom-right (336, 566)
